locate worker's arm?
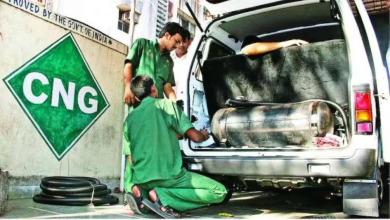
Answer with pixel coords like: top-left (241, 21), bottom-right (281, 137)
top-left (124, 62), bottom-right (136, 105)
top-left (124, 39), bottom-right (144, 105)
top-left (185, 128), bottom-right (209, 143)
top-left (164, 83), bottom-right (177, 102)
top-left (241, 39), bottom-right (308, 56)
top-left (170, 99), bottom-right (208, 143)
top-left (164, 60), bottom-right (177, 101)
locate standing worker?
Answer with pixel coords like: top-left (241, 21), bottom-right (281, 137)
top-left (170, 28), bottom-right (192, 100)
top-left (122, 23), bottom-right (189, 201)
top-left (124, 75), bottom-right (227, 218)
top-left (123, 22), bottom-right (189, 106)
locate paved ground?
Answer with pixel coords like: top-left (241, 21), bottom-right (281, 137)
top-left (3, 189), bottom-right (389, 219)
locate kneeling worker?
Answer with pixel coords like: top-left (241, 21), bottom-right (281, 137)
top-left (123, 75), bottom-right (227, 218)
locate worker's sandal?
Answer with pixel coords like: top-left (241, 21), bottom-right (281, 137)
top-left (142, 198), bottom-right (180, 219)
top-left (125, 186), bottom-right (151, 215)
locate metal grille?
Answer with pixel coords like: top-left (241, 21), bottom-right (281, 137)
top-left (118, 20), bottom-right (130, 33)
top-left (156, 0), bottom-right (168, 39)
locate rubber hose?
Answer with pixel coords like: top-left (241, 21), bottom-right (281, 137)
top-left (40, 183), bottom-right (107, 194)
top-left (33, 177), bottom-right (118, 206)
top-left (40, 189), bottom-right (112, 198)
top-left (41, 176), bottom-right (101, 187)
top-left (33, 194), bottom-right (119, 206)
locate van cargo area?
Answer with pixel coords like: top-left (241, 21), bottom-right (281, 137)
top-left (199, 40), bottom-right (350, 149)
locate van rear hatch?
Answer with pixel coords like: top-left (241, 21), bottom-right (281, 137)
top-left (200, 0), bottom-right (389, 16)
top-left (201, 0), bottom-right (283, 16)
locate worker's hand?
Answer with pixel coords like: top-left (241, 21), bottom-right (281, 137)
top-left (282, 39), bottom-right (308, 48)
top-left (127, 155), bottom-right (133, 165)
top-left (200, 130), bottom-right (209, 141)
top-left (164, 83), bottom-right (176, 102)
top-left (124, 87), bottom-right (135, 105)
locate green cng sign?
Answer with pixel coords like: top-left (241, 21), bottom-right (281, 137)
top-left (3, 33), bottom-right (109, 160)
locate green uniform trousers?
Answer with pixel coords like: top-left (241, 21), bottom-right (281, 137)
top-left (124, 159), bottom-right (134, 193)
top-left (124, 105), bottom-right (135, 193)
top-left (138, 168), bottom-right (227, 212)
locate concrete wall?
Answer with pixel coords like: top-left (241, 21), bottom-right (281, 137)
top-left (53, 0), bottom-right (131, 45)
top-left (49, 0), bottom-right (159, 45)
top-left (0, 1), bottom-right (126, 198)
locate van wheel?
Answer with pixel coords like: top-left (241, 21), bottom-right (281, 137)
top-left (380, 162), bottom-right (389, 203)
top-left (212, 187), bottom-right (233, 206)
top-left (221, 187), bottom-right (234, 204)
top-left (212, 182), bottom-right (235, 206)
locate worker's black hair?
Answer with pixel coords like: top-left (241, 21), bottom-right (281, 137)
top-left (181, 28), bottom-right (191, 42)
top-left (130, 75), bottom-right (155, 100)
top-left (158, 22), bottom-right (187, 40)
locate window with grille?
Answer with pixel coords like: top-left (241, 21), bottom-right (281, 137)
top-left (179, 17), bottom-right (196, 37)
top-left (118, 10), bottom-right (130, 33)
top-left (156, 0), bottom-right (168, 39)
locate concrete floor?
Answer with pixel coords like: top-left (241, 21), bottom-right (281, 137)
top-left (2, 191), bottom-right (389, 219)
top-left (4, 193), bottom-right (155, 219)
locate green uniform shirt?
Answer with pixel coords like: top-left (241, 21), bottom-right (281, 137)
top-left (123, 97), bottom-right (194, 184)
top-left (125, 38), bottom-right (175, 99)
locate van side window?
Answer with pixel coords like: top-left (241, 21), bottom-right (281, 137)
top-left (195, 38), bottom-right (234, 82)
top-left (207, 41), bottom-right (234, 59)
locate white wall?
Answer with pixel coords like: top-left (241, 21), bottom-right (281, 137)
top-left (169, 0), bottom-right (179, 23)
top-left (49, 0), bottom-right (205, 46)
top-left (53, 0), bottom-right (126, 44)
top-left (133, 0), bottom-right (159, 41)
top-left (50, 0), bottom-right (160, 45)
top-left (0, 1), bottom-right (127, 198)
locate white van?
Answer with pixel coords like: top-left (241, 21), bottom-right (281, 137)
top-left (178, 0), bottom-right (390, 217)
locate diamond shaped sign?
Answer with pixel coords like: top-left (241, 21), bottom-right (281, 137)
top-left (3, 33), bottom-right (110, 160)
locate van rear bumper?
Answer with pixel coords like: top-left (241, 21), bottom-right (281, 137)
top-left (183, 149), bottom-right (376, 178)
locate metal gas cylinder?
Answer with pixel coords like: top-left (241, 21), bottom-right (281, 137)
top-left (211, 102), bottom-right (333, 147)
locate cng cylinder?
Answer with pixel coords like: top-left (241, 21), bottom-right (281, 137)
top-left (211, 102), bottom-right (333, 147)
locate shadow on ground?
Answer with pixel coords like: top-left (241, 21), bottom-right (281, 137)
top-left (3, 189), bottom-right (389, 219)
top-left (184, 188), bottom-right (388, 219)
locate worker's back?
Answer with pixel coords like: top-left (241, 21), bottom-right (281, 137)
top-left (124, 97), bottom-right (193, 184)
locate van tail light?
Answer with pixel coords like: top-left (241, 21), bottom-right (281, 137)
top-left (355, 92), bottom-right (372, 134)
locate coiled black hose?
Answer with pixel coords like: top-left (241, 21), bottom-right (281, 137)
top-left (33, 177), bottom-right (119, 206)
